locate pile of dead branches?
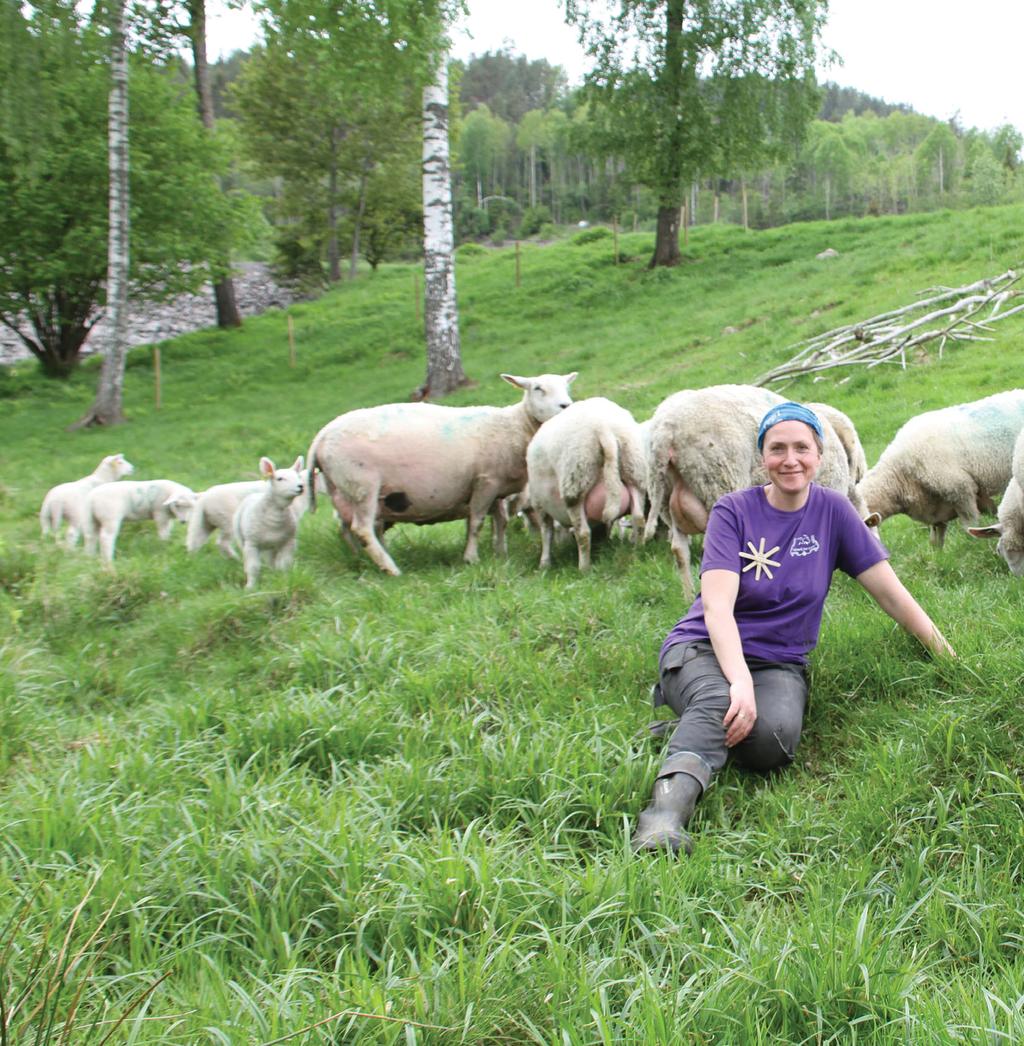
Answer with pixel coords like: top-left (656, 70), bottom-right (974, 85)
top-left (754, 268), bottom-right (1024, 388)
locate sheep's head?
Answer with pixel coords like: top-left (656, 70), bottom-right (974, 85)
top-left (967, 522), bottom-right (1024, 576)
top-left (260, 455), bottom-right (305, 501)
top-left (502, 371), bottom-right (578, 424)
top-left (101, 453), bottom-right (134, 480)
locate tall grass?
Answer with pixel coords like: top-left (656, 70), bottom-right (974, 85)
top-left (2, 206), bottom-right (1024, 1041)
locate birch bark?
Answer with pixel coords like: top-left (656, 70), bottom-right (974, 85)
top-left (421, 57), bottom-right (467, 398)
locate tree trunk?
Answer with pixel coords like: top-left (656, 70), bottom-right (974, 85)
top-left (327, 132), bottom-right (341, 283)
top-left (650, 205), bottom-right (682, 267)
top-left (188, 0), bottom-right (241, 328)
top-left (75, 0), bottom-right (129, 428)
top-left (649, 0), bottom-right (686, 268)
top-left (420, 57), bottom-right (467, 399)
top-left (349, 160), bottom-right (370, 280)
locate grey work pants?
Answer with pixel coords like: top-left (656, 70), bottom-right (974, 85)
top-left (654, 641), bottom-right (808, 791)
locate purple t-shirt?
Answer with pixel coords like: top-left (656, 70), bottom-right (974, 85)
top-left (662, 484), bottom-right (888, 665)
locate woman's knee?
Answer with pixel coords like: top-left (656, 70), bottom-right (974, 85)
top-left (734, 716), bottom-right (802, 772)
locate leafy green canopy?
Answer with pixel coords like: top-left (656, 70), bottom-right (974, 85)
top-left (0, 0), bottom-right (250, 377)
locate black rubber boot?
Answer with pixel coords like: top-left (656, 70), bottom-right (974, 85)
top-left (631, 772), bottom-right (703, 856)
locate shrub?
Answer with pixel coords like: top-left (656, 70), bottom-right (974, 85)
top-left (456, 242), bottom-right (488, 257)
top-left (571, 225), bottom-right (612, 245)
top-left (519, 205), bottom-right (552, 237)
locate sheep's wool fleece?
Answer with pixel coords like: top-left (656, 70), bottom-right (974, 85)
top-left (662, 484), bottom-right (887, 665)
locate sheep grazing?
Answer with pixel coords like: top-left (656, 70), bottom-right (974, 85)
top-left (805, 401), bottom-right (869, 515)
top-left (84, 479), bottom-right (195, 563)
top-left (39, 454), bottom-right (134, 547)
top-left (967, 426), bottom-right (1024, 573)
top-left (307, 372), bottom-right (577, 575)
top-left (233, 457), bottom-right (305, 589)
top-left (858, 389), bottom-right (1024, 547)
top-left (526, 397), bottom-right (646, 570)
top-left (643, 384), bottom-right (855, 595)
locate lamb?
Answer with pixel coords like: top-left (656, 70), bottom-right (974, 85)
top-left (306, 372), bottom-right (577, 575)
top-left (39, 454), bottom-right (134, 547)
top-left (232, 457), bottom-right (305, 588)
top-left (643, 384), bottom-right (855, 596)
top-left (179, 481), bottom-right (264, 557)
top-left (84, 479), bottom-right (195, 562)
top-left (967, 427), bottom-right (1024, 573)
top-left (857, 389), bottom-right (1024, 547)
top-left (525, 397), bottom-right (646, 570)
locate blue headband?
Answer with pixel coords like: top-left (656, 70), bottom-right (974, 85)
top-left (757, 402), bottom-right (823, 450)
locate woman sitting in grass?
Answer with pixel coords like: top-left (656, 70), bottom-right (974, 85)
top-left (632, 402), bottom-right (955, 857)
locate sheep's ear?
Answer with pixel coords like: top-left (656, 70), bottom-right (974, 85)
top-left (292, 456), bottom-right (304, 473)
top-left (259, 457), bottom-right (275, 478)
top-left (967, 524), bottom-right (1002, 539)
top-left (501, 374), bottom-right (526, 389)
top-left (863, 512), bottom-right (882, 528)
top-left (564, 371), bottom-right (578, 385)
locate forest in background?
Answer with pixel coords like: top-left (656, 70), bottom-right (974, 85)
top-left (203, 47), bottom-right (1024, 279)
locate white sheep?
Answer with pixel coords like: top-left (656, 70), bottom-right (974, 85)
top-left (526, 397), bottom-right (646, 570)
top-left (858, 389), bottom-right (1024, 547)
top-left (967, 427), bottom-right (1024, 573)
top-left (84, 479), bottom-right (195, 562)
top-left (306, 372), bottom-right (577, 575)
top-left (643, 384), bottom-right (854, 595)
top-left (39, 454), bottom-right (134, 547)
top-left (232, 457), bottom-right (305, 589)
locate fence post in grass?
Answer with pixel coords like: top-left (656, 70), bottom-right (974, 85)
top-left (613, 216), bottom-right (619, 264)
top-left (287, 314), bottom-right (296, 368)
top-left (515, 240), bottom-right (521, 288)
top-left (152, 346), bottom-right (161, 410)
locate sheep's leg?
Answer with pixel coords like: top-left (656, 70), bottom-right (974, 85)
top-left (490, 498), bottom-right (509, 557)
top-left (242, 542), bottom-right (261, 588)
top-left (155, 510), bottom-right (175, 541)
top-left (566, 502), bottom-right (592, 571)
top-left (627, 485), bottom-right (645, 545)
top-left (539, 513), bottom-right (555, 569)
top-left (216, 531), bottom-right (239, 559)
top-left (273, 539), bottom-right (296, 571)
top-left (350, 505), bottom-right (401, 576)
top-left (99, 523), bottom-right (121, 564)
top-left (465, 484), bottom-right (501, 564)
top-left (670, 524), bottom-right (695, 600)
top-left (338, 519), bottom-right (362, 556)
top-left (929, 523), bottom-right (947, 549)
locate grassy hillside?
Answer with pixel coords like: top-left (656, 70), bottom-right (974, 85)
top-left (3, 206), bottom-right (1024, 1043)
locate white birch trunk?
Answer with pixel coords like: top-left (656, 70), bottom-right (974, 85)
top-left (421, 57), bottom-right (465, 398)
top-left (79, 0), bottom-right (129, 427)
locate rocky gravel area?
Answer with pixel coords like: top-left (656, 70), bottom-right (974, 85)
top-left (0, 263), bottom-right (298, 365)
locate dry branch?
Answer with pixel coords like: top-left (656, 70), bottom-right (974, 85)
top-left (754, 269), bottom-right (1024, 387)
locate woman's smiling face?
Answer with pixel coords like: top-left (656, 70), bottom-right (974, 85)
top-left (761, 419), bottom-right (822, 497)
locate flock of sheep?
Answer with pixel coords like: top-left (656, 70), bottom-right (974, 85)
top-left (38, 379), bottom-right (1024, 587)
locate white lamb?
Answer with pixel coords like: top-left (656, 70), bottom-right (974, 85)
top-left (232, 457), bottom-right (305, 589)
top-left (643, 384), bottom-right (854, 595)
top-left (39, 454), bottom-right (134, 547)
top-left (858, 389), bottom-right (1024, 547)
top-left (526, 397), bottom-right (646, 570)
top-left (967, 426), bottom-right (1024, 573)
top-left (307, 372), bottom-right (577, 575)
top-left (84, 479), bottom-right (195, 563)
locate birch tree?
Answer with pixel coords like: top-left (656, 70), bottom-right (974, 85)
top-left (421, 56), bottom-right (467, 398)
top-left (76, 0), bottom-right (130, 427)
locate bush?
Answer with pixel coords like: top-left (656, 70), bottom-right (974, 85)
top-left (537, 222), bottom-right (556, 240)
top-left (456, 242), bottom-right (488, 257)
top-left (519, 205), bottom-right (552, 237)
top-left (271, 229), bottom-right (326, 291)
top-left (571, 225), bottom-right (612, 245)
top-left (490, 226), bottom-right (509, 246)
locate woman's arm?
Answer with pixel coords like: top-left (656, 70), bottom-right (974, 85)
top-left (701, 568), bottom-right (757, 746)
top-left (855, 560), bottom-right (956, 658)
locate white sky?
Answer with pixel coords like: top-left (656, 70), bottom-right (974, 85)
top-left (207, 0), bottom-right (1024, 134)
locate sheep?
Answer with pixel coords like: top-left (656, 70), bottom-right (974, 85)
top-left (178, 481), bottom-right (265, 557)
top-left (39, 454), bottom-right (134, 547)
top-left (805, 401), bottom-right (869, 514)
top-left (526, 397), bottom-right (646, 570)
top-left (84, 479), bottom-right (195, 563)
top-left (967, 427), bottom-right (1024, 573)
top-left (643, 384), bottom-right (855, 596)
top-left (232, 457), bottom-right (305, 589)
top-left (306, 372), bottom-right (577, 576)
top-left (857, 389), bottom-right (1024, 548)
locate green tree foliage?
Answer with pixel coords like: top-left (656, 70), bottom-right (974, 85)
top-left (0, 0), bottom-right (245, 377)
top-left (566, 0), bottom-right (828, 267)
top-left (456, 48), bottom-right (567, 123)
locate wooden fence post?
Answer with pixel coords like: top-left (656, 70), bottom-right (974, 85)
top-left (515, 241), bottom-right (521, 288)
top-left (287, 314), bottom-right (296, 368)
top-left (152, 346), bottom-right (162, 410)
top-left (613, 216), bottom-right (619, 264)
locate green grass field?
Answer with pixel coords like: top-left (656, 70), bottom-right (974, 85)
top-left (3, 206), bottom-right (1024, 1043)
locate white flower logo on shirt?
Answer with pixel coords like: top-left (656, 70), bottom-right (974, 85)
top-left (738, 537), bottom-right (782, 581)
